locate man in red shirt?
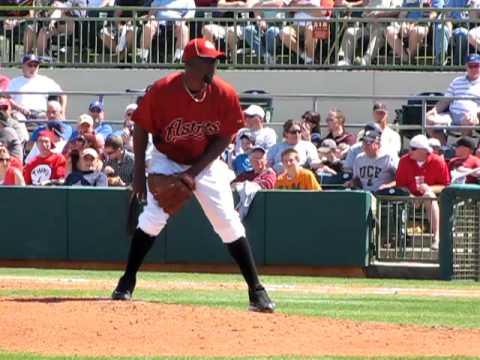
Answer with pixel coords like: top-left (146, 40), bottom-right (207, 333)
top-left (396, 134), bottom-right (451, 250)
top-left (231, 146), bottom-right (276, 189)
top-left (112, 38), bottom-right (275, 313)
top-left (24, 130), bottom-right (66, 185)
top-left (448, 136), bottom-right (480, 184)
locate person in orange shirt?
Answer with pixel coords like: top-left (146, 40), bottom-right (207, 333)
top-left (275, 148), bottom-right (321, 190)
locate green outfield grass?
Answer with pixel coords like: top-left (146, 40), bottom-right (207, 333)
top-left (1, 268), bottom-right (480, 360)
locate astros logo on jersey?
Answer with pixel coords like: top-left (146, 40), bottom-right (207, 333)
top-left (164, 118), bottom-right (221, 143)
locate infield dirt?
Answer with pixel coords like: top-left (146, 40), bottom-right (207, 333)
top-left (0, 276), bottom-right (480, 357)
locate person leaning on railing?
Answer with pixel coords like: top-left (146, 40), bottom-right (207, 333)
top-left (279, 0), bottom-right (331, 64)
top-left (138, 0), bottom-right (196, 63)
top-left (242, 0), bottom-right (284, 64)
top-left (275, 147), bottom-right (322, 189)
top-left (99, 0), bottom-right (152, 58)
top-left (433, 0), bottom-right (471, 66)
top-left (0, 0), bottom-right (37, 57)
top-left (426, 53), bottom-right (480, 144)
top-left (337, 0), bottom-right (402, 66)
top-left (35, 0), bottom-right (86, 57)
top-left (395, 134), bottom-right (451, 250)
top-left (201, 0), bottom-right (255, 60)
top-left (384, 0), bottom-right (444, 64)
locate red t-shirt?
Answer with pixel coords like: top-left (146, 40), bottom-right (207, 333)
top-left (9, 156), bottom-right (23, 172)
top-left (396, 152), bottom-right (451, 195)
top-left (448, 154), bottom-right (480, 184)
top-left (132, 72), bottom-right (244, 165)
top-left (231, 169), bottom-right (277, 189)
top-left (2, 167), bottom-right (17, 185)
top-left (23, 153), bottom-right (66, 185)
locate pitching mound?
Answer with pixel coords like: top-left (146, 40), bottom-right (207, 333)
top-left (1, 297), bottom-right (480, 357)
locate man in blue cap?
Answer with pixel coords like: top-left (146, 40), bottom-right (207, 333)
top-left (88, 100), bottom-right (113, 141)
top-left (427, 53), bottom-right (480, 143)
top-left (6, 54), bottom-right (67, 118)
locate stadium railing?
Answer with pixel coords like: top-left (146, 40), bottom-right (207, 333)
top-left (1, 6), bottom-right (479, 69)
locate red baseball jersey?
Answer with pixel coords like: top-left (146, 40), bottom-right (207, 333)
top-left (448, 154), bottom-right (480, 184)
top-left (396, 152), bottom-right (450, 195)
top-left (23, 153), bottom-right (66, 185)
top-left (132, 72), bottom-right (244, 165)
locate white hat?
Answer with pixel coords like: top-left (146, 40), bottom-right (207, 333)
top-left (125, 103), bottom-right (138, 113)
top-left (244, 104), bottom-right (265, 119)
top-left (78, 114), bottom-right (94, 127)
top-left (410, 134), bottom-right (432, 153)
top-left (81, 147), bottom-right (98, 159)
top-left (428, 137), bottom-right (442, 149)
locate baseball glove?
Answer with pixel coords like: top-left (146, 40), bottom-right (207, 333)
top-left (147, 173), bottom-right (195, 215)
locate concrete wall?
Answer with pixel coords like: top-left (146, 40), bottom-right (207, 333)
top-left (1, 68), bottom-right (463, 132)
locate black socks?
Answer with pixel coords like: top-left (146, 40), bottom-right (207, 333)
top-left (124, 228), bottom-right (155, 279)
top-left (226, 236), bottom-right (262, 291)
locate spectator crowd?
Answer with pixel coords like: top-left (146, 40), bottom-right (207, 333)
top-left (4, 0), bottom-right (480, 66)
top-left (2, 47), bottom-right (480, 252)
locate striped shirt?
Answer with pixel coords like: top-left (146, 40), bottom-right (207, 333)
top-left (104, 150), bottom-right (134, 186)
top-left (445, 75), bottom-right (480, 125)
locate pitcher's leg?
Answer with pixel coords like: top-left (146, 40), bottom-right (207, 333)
top-left (112, 189), bottom-right (169, 300)
top-left (194, 161), bottom-right (275, 312)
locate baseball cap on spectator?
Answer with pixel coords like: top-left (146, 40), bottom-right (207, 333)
top-left (81, 147), bottom-right (99, 159)
top-left (182, 38), bottom-right (225, 62)
top-left (356, 122), bottom-right (383, 142)
top-left (244, 104), bottom-right (265, 119)
top-left (78, 114), bottom-right (94, 127)
top-left (428, 137), bottom-right (442, 150)
top-left (125, 103), bottom-right (137, 113)
top-left (250, 145), bottom-right (266, 154)
top-left (37, 129), bottom-right (56, 148)
top-left (22, 53), bottom-right (40, 64)
top-left (318, 138), bottom-right (337, 153)
top-left (47, 120), bottom-right (64, 138)
top-left (409, 134), bottom-right (432, 153)
top-left (455, 136), bottom-right (477, 151)
top-left (362, 129), bottom-right (382, 142)
top-left (239, 131), bottom-right (255, 143)
top-left (89, 100), bottom-right (104, 112)
top-left (373, 102), bottom-right (387, 112)
top-left (0, 98), bottom-right (10, 110)
top-left (465, 53), bottom-right (480, 64)
top-left (311, 133), bottom-right (323, 148)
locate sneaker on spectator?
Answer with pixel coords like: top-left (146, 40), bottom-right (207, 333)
top-left (300, 52), bottom-right (314, 65)
top-left (174, 49), bottom-right (184, 62)
top-left (337, 58), bottom-right (350, 66)
top-left (264, 53), bottom-right (275, 65)
top-left (354, 56), bottom-right (367, 66)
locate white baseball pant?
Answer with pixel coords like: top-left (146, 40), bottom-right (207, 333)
top-left (138, 148), bottom-right (246, 243)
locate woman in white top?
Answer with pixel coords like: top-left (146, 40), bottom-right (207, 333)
top-left (267, 119), bottom-right (322, 174)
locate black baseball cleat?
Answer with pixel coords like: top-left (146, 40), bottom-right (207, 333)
top-left (111, 275), bottom-right (136, 300)
top-left (248, 286), bottom-right (275, 313)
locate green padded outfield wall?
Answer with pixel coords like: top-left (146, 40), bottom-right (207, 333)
top-left (0, 187), bottom-right (68, 260)
top-left (264, 190), bottom-right (372, 266)
top-left (0, 188), bottom-right (371, 267)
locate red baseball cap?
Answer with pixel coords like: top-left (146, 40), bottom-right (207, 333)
top-left (37, 129), bottom-right (56, 149)
top-left (182, 38), bottom-right (225, 63)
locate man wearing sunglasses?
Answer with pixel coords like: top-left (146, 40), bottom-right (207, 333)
top-left (395, 134), bottom-right (451, 250)
top-left (88, 100), bottom-right (113, 141)
top-left (6, 54), bottom-right (66, 119)
top-left (426, 53), bottom-right (480, 142)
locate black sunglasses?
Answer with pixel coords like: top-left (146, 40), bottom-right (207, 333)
top-left (288, 129), bottom-right (301, 134)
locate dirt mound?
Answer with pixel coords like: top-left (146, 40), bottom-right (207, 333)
top-left (1, 297), bottom-right (480, 357)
